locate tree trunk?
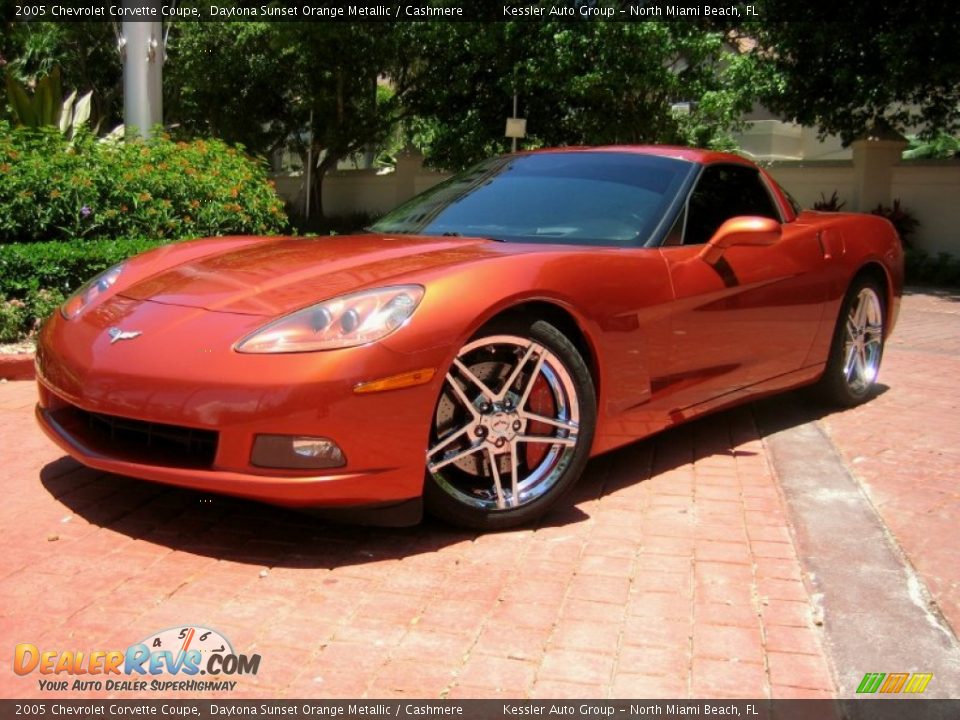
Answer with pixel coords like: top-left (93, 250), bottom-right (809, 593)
top-left (301, 147), bottom-right (341, 223)
top-left (313, 152), bottom-right (340, 218)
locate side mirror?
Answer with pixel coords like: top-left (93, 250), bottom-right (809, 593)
top-left (700, 216), bottom-right (781, 264)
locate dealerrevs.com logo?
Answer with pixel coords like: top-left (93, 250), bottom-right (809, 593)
top-left (14, 626), bottom-right (261, 693)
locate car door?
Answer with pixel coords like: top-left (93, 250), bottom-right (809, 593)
top-left (655, 163), bottom-right (828, 411)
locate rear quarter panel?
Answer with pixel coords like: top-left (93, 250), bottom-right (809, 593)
top-left (796, 211), bottom-right (904, 367)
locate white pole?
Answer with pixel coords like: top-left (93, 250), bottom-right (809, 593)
top-left (121, 7), bottom-right (163, 138)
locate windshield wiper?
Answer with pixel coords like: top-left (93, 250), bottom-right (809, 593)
top-left (440, 230), bottom-right (507, 242)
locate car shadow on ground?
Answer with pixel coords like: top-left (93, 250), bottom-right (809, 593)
top-left (39, 385), bottom-right (880, 571)
top-left (751, 383), bottom-right (889, 435)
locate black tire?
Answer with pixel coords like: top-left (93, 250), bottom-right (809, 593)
top-left (817, 275), bottom-right (886, 407)
top-left (424, 317), bottom-right (596, 530)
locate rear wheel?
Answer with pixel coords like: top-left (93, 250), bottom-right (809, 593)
top-left (818, 277), bottom-right (886, 406)
top-left (425, 318), bottom-right (596, 530)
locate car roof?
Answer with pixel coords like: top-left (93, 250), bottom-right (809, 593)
top-left (522, 144), bottom-right (753, 166)
top-left (518, 144), bottom-right (794, 222)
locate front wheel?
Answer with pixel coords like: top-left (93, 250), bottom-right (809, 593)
top-left (424, 318), bottom-right (596, 530)
top-left (818, 277), bottom-right (886, 406)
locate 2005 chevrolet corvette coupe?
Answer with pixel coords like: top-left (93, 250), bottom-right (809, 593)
top-left (35, 146), bottom-right (902, 529)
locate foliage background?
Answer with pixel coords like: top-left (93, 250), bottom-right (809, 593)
top-left (0, 237), bottom-right (164, 341)
top-left (0, 123), bottom-right (287, 244)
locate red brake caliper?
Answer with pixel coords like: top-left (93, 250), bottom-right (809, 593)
top-left (525, 376), bottom-right (556, 469)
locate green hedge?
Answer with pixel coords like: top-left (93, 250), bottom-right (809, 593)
top-left (0, 238), bottom-right (166, 341)
top-left (0, 209), bottom-right (382, 342)
top-left (0, 122), bottom-right (288, 244)
top-left (905, 248), bottom-right (960, 288)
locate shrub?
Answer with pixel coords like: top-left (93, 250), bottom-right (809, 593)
top-left (0, 122), bottom-right (288, 244)
top-left (904, 248), bottom-right (960, 288)
top-left (813, 190), bottom-right (846, 212)
top-left (871, 199), bottom-right (919, 248)
top-left (0, 298), bottom-right (29, 343)
top-left (0, 237), bottom-right (165, 298)
top-left (903, 132), bottom-right (960, 160)
top-left (0, 237), bottom-right (167, 340)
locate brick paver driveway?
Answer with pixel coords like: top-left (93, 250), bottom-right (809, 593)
top-left (1, 290), bottom-right (955, 700)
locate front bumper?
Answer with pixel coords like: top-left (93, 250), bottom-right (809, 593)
top-left (35, 404), bottom-right (422, 509)
top-left (34, 298), bottom-right (446, 510)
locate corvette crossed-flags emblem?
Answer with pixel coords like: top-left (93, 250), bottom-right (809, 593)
top-left (107, 327), bottom-right (142, 344)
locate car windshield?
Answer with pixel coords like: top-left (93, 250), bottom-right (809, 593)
top-left (370, 151), bottom-right (694, 247)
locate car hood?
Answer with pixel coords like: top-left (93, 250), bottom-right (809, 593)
top-left (119, 234), bottom-right (500, 317)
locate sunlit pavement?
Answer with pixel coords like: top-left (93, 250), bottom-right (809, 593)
top-left (0, 290), bottom-right (955, 700)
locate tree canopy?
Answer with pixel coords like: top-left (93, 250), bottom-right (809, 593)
top-left (394, 22), bottom-right (761, 169)
top-left (164, 22), bottom-right (291, 155)
top-left (747, 4), bottom-right (960, 143)
top-left (159, 21), bottom-right (768, 175)
top-left (163, 21), bottom-right (408, 216)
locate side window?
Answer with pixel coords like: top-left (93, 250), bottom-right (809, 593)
top-left (683, 165), bottom-right (781, 245)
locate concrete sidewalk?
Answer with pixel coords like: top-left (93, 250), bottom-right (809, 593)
top-left (0, 290), bottom-right (955, 700)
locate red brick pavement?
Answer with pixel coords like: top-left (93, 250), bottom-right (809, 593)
top-left (821, 289), bottom-right (960, 634)
top-left (0, 374), bottom-right (833, 699)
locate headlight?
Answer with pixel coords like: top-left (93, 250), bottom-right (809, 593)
top-left (235, 285), bottom-right (425, 354)
top-left (60, 262), bottom-right (126, 320)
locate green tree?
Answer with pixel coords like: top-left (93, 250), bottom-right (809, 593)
top-left (278, 23), bottom-right (402, 216)
top-left (393, 22), bottom-right (763, 170)
top-left (0, 10), bottom-right (121, 129)
top-left (165, 21), bottom-right (405, 219)
top-left (164, 22), bottom-right (291, 156)
top-left (747, 4), bottom-right (960, 143)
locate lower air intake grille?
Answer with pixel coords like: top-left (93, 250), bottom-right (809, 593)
top-left (65, 405), bottom-right (218, 468)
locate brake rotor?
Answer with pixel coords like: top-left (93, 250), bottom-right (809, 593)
top-left (434, 360), bottom-right (507, 477)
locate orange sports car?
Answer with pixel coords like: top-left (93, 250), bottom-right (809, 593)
top-left (35, 147), bottom-right (903, 529)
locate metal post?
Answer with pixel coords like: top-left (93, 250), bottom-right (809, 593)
top-left (304, 109), bottom-right (314, 220)
top-left (511, 93), bottom-right (518, 153)
top-left (122, 5), bottom-right (163, 138)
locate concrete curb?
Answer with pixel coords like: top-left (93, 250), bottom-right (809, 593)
top-left (755, 394), bottom-right (960, 704)
top-left (0, 353), bottom-right (35, 381)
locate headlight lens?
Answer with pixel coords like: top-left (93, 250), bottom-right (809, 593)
top-left (235, 285), bottom-right (425, 353)
top-left (60, 262), bottom-right (126, 320)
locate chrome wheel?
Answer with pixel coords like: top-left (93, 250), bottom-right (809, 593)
top-left (427, 334), bottom-right (582, 513)
top-left (842, 287), bottom-right (884, 394)
top-left (817, 276), bottom-right (886, 407)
